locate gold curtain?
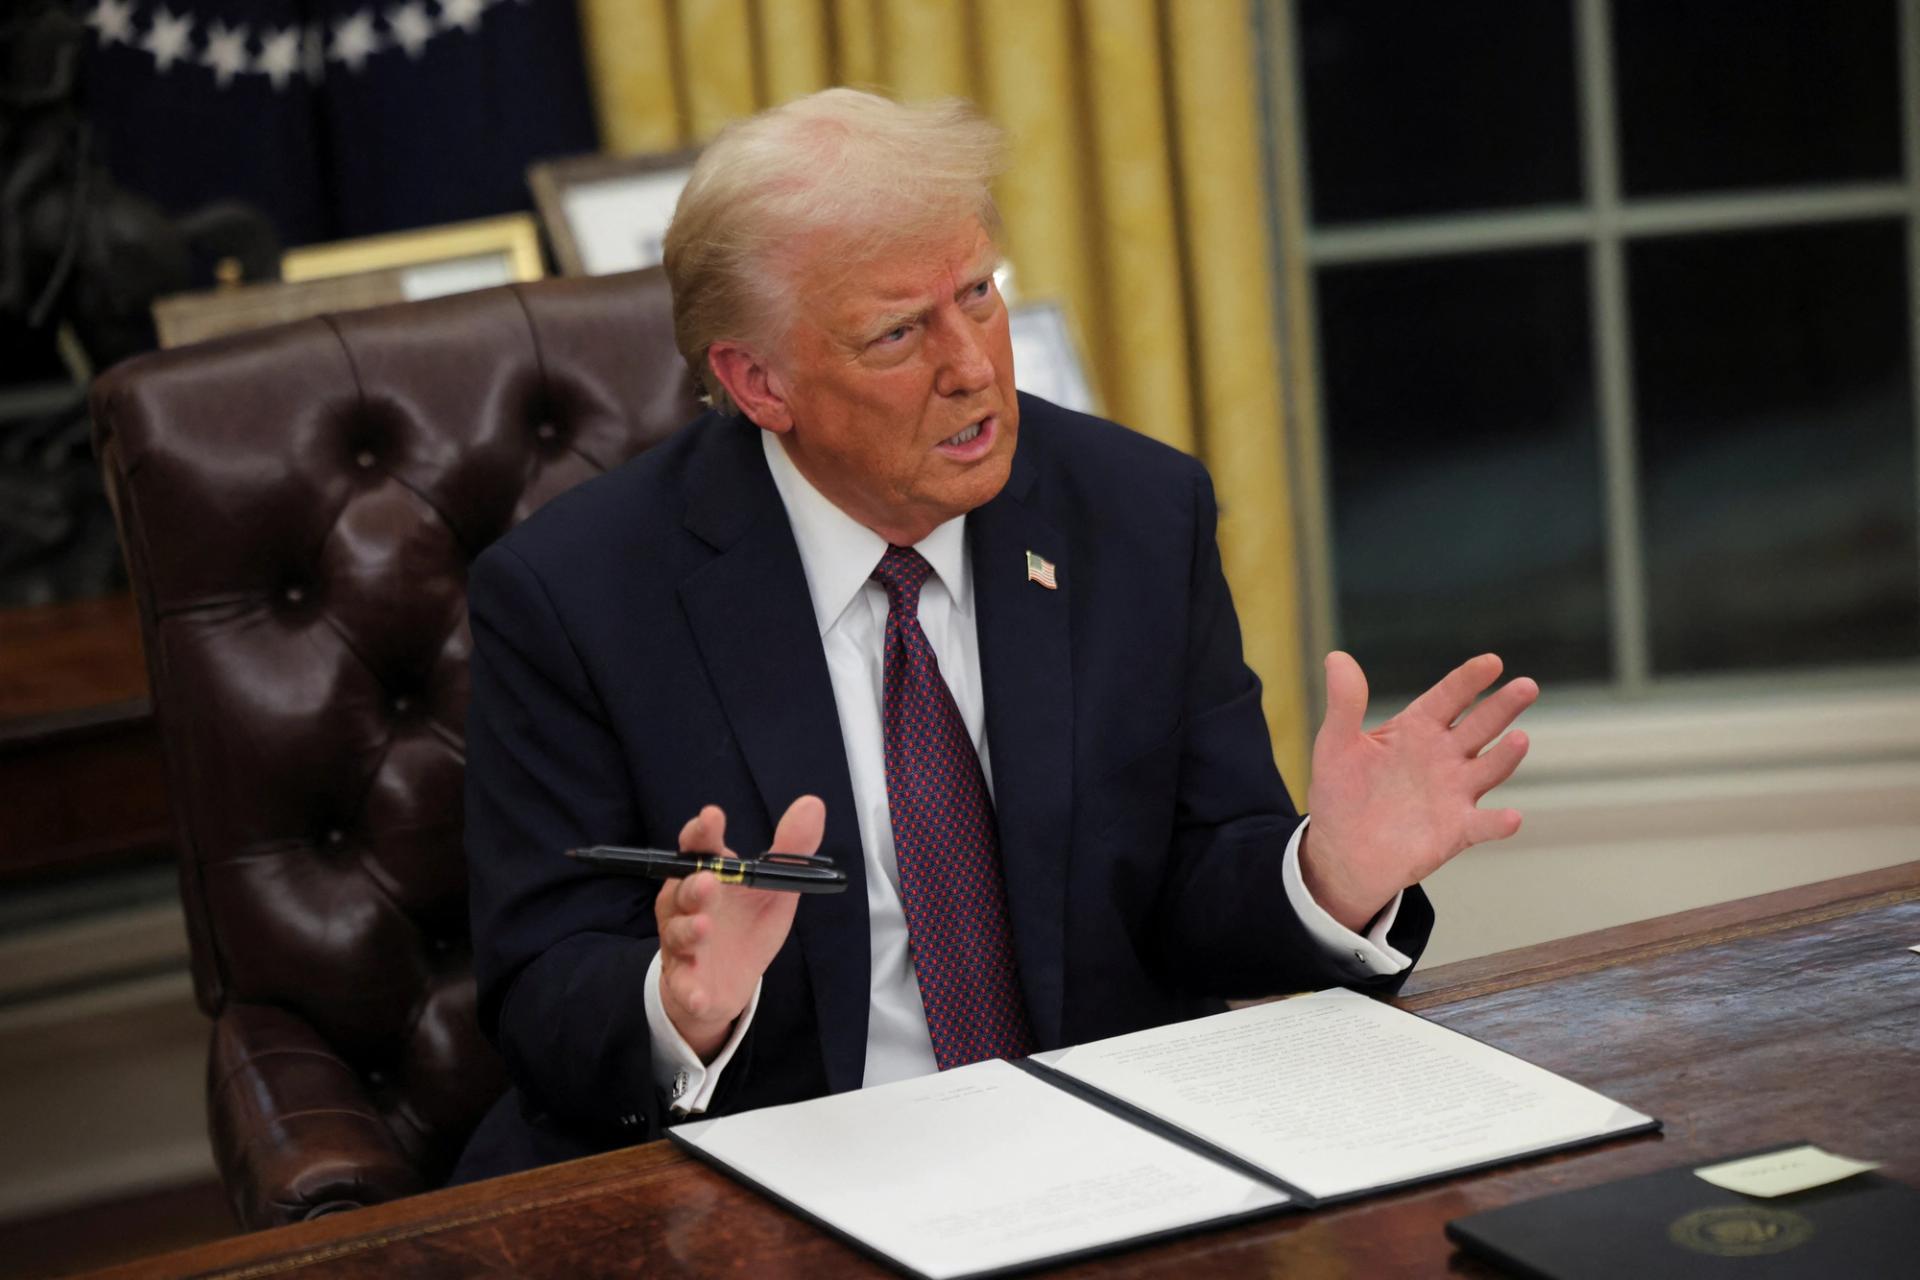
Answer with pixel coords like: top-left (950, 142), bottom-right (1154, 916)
top-left (576, 0), bottom-right (1310, 784)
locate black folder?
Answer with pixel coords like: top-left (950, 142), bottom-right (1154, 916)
top-left (1446, 1144), bottom-right (1920, 1279)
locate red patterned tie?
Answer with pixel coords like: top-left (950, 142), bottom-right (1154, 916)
top-left (871, 544), bottom-right (1036, 1069)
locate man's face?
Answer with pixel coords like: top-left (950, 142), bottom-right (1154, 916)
top-left (763, 216), bottom-right (1019, 545)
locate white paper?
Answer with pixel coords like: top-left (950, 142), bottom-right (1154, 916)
top-left (1694, 1144), bottom-right (1880, 1198)
top-left (1048, 988), bottom-right (1651, 1201)
top-left (399, 253), bottom-right (517, 300)
top-left (675, 1058), bottom-right (1287, 1280)
top-left (563, 170), bottom-right (693, 275)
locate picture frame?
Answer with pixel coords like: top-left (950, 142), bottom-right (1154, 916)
top-left (152, 270), bottom-right (413, 348)
top-left (1008, 300), bottom-right (1099, 416)
top-left (527, 149), bottom-right (701, 277)
top-left (279, 213), bottom-right (544, 298)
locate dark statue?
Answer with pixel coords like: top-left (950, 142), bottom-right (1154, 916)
top-left (0, 1), bottom-right (277, 607)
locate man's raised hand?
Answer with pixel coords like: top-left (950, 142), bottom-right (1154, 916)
top-left (655, 795), bottom-right (825, 1061)
top-left (1301, 652), bottom-right (1538, 933)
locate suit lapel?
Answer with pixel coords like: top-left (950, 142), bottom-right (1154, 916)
top-left (677, 418), bottom-right (870, 1094)
top-left (968, 443), bottom-right (1072, 1048)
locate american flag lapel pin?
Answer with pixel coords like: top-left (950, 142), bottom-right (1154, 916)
top-left (1025, 550), bottom-right (1058, 590)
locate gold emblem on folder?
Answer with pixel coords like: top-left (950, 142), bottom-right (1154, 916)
top-left (1668, 1206), bottom-right (1815, 1257)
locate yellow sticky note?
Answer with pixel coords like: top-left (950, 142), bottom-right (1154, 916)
top-left (1694, 1145), bottom-right (1880, 1198)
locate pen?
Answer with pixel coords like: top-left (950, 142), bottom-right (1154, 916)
top-left (565, 845), bottom-right (849, 894)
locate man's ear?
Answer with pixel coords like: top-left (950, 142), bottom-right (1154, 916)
top-left (707, 342), bottom-right (793, 433)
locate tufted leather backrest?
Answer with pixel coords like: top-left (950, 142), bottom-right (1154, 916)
top-left (93, 270), bottom-right (700, 1180)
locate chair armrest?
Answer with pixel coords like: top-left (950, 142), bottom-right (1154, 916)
top-left (208, 1002), bottom-right (426, 1229)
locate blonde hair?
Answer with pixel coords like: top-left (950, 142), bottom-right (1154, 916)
top-left (663, 88), bottom-right (1008, 413)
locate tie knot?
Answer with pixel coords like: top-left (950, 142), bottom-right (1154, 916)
top-left (871, 543), bottom-right (934, 610)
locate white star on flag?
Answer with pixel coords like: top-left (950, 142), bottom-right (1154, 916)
top-left (439, 0), bottom-right (488, 35)
top-left (201, 21), bottom-right (251, 88)
top-left (330, 9), bottom-right (382, 72)
top-left (85, 0), bottom-right (136, 48)
top-left (386, 2), bottom-right (434, 59)
top-left (140, 7), bottom-right (196, 73)
top-left (256, 26), bottom-right (300, 91)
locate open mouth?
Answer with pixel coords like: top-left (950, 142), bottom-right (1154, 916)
top-left (938, 414), bottom-right (996, 459)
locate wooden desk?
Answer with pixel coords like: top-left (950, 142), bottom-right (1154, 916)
top-left (89, 862), bottom-right (1920, 1279)
top-left (0, 593), bottom-right (173, 883)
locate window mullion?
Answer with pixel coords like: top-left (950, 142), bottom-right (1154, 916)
top-left (1577, 0), bottom-right (1650, 694)
top-left (1902, 0), bottom-right (1920, 634)
top-left (1266, 0), bottom-right (1340, 704)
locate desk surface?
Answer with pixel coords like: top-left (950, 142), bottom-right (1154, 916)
top-left (0, 593), bottom-right (171, 884)
top-left (91, 861), bottom-right (1920, 1279)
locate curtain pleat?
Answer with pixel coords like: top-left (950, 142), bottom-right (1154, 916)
top-left (759, 0), bottom-right (834, 106)
top-left (578, 0), bottom-right (683, 151)
top-left (1166, 1), bottom-right (1308, 786)
top-left (575, 0), bottom-right (1311, 775)
top-left (974, 0), bottom-right (1099, 383)
top-left (832, 0), bottom-right (882, 85)
top-left (677, 0), bottom-right (760, 138)
top-left (879, 0), bottom-right (971, 100)
top-left (1076, 0), bottom-right (1193, 457)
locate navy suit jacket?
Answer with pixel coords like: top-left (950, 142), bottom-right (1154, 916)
top-left (453, 394), bottom-right (1433, 1181)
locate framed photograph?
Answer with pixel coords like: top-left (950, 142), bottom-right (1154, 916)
top-left (1008, 300), bottom-right (1098, 416)
top-left (528, 150), bottom-right (700, 277)
top-left (152, 270), bottom-right (417, 348)
top-left (279, 214), bottom-right (544, 300)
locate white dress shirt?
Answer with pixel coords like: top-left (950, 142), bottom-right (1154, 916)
top-left (644, 430), bottom-right (1410, 1112)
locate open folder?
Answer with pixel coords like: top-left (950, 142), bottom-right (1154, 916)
top-left (671, 988), bottom-right (1659, 1280)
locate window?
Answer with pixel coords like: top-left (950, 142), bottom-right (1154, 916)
top-left (1268, 0), bottom-right (1919, 700)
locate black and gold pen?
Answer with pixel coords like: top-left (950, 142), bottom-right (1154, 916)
top-left (564, 846), bottom-right (848, 894)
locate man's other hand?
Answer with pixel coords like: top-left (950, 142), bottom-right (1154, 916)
top-left (1302, 651), bottom-right (1537, 932)
top-left (655, 795), bottom-right (826, 1061)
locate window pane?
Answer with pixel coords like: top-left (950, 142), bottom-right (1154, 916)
top-left (1297, 0), bottom-right (1582, 225)
top-left (1630, 221), bottom-right (1917, 673)
top-left (1613, 0), bottom-right (1902, 197)
top-left (1319, 248), bottom-right (1610, 695)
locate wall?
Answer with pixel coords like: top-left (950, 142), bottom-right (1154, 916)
top-left (1421, 685), bottom-right (1920, 964)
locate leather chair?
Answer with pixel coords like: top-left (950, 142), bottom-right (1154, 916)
top-left (91, 270), bottom-right (700, 1229)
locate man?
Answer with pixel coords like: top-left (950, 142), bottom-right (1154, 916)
top-left (453, 89), bottom-right (1535, 1180)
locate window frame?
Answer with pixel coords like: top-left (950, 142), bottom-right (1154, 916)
top-left (1263, 0), bottom-right (1920, 716)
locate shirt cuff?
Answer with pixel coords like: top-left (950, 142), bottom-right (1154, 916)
top-left (1282, 816), bottom-right (1414, 977)
top-left (644, 950), bottom-right (761, 1115)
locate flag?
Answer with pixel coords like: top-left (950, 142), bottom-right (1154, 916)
top-left (1025, 550), bottom-right (1057, 590)
top-left (77, 0), bottom-right (599, 250)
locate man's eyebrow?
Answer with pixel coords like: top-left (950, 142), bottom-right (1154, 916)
top-left (859, 256), bottom-right (1005, 338)
top-left (962, 254), bottom-right (1004, 287)
top-left (864, 302), bottom-right (931, 337)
